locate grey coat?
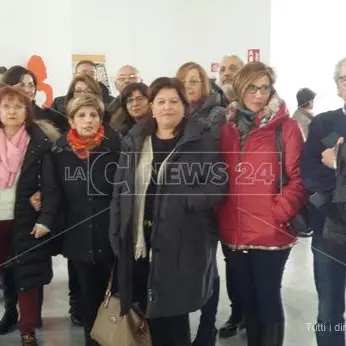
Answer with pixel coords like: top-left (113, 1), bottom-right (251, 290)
top-left (109, 117), bottom-right (227, 318)
top-left (191, 93), bottom-right (226, 141)
top-left (292, 108), bottom-right (313, 140)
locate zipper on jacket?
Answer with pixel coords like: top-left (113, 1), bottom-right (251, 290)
top-left (235, 126), bottom-right (260, 244)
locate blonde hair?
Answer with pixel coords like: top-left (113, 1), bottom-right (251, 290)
top-left (66, 94), bottom-right (105, 120)
top-left (176, 62), bottom-right (211, 98)
top-left (232, 62), bottom-right (275, 103)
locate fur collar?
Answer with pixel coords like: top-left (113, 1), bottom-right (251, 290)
top-left (34, 119), bottom-right (61, 141)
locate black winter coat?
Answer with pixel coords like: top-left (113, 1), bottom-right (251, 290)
top-left (11, 121), bottom-right (60, 293)
top-left (42, 98), bottom-right (70, 133)
top-left (52, 125), bottom-right (121, 262)
top-left (109, 117), bottom-right (227, 318)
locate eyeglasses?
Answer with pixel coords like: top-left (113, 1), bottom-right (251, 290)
top-left (74, 89), bottom-right (93, 95)
top-left (126, 95), bottom-right (146, 105)
top-left (117, 75), bottom-right (139, 83)
top-left (0, 104), bottom-right (25, 111)
top-left (220, 65), bottom-right (241, 73)
top-left (246, 84), bottom-right (272, 95)
top-left (182, 80), bottom-right (202, 86)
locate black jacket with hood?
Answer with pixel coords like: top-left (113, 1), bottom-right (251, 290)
top-left (109, 117), bottom-right (227, 318)
top-left (9, 120), bottom-right (60, 293)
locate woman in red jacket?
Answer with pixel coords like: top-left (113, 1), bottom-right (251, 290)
top-left (217, 62), bottom-right (305, 346)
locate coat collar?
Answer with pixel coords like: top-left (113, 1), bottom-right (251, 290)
top-left (125, 116), bottom-right (209, 152)
top-left (53, 124), bottom-right (120, 154)
top-left (20, 122), bottom-right (53, 174)
top-left (192, 93), bottom-right (222, 114)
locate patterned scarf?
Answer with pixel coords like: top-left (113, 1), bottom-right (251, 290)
top-left (67, 125), bottom-right (105, 159)
top-left (226, 92), bottom-right (287, 148)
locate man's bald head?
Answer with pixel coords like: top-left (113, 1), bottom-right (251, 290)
top-left (115, 65), bottom-right (141, 93)
top-left (219, 55), bottom-right (244, 86)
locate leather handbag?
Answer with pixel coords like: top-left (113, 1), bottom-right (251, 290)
top-left (275, 124), bottom-right (313, 237)
top-left (90, 265), bottom-right (152, 346)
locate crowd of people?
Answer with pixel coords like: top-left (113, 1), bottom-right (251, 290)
top-left (0, 55), bottom-right (345, 346)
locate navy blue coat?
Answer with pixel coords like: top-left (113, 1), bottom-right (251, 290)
top-left (300, 108), bottom-right (346, 233)
top-left (301, 108), bottom-right (346, 193)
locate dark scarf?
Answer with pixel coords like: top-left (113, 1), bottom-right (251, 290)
top-left (226, 93), bottom-right (287, 149)
top-left (234, 104), bottom-right (256, 149)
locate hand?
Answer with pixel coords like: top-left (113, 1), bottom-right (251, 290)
top-left (321, 137), bottom-right (344, 169)
top-left (30, 191), bottom-right (41, 211)
top-left (30, 224), bottom-right (49, 239)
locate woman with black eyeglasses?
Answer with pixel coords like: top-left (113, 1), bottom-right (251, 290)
top-left (2, 66), bottom-right (54, 126)
top-left (109, 82), bottom-right (151, 135)
top-left (217, 62), bottom-right (306, 346)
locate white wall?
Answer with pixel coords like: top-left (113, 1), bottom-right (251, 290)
top-left (0, 0), bottom-right (73, 102)
top-left (71, 0), bottom-right (271, 89)
top-left (271, 0), bottom-right (346, 114)
top-left (1, 0), bottom-right (271, 98)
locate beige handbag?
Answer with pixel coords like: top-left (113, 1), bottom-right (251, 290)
top-left (90, 266), bottom-right (152, 346)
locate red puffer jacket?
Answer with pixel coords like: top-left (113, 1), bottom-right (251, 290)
top-left (217, 105), bottom-right (306, 249)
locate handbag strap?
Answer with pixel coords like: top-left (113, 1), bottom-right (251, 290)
top-left (104, 260), bottom-right (147, 318)
top-left (275, 124), bottom-right (289, 187)
top-left (105, 260), bottom-right (116, 296)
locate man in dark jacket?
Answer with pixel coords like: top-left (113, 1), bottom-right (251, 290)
top-left (211, 55), bottom-right (244, 110)
top-left (300, 57), bottom-right (346, 346)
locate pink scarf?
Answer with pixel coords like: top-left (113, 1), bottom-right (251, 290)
top-left (0, 125), bottom-right (30, 189)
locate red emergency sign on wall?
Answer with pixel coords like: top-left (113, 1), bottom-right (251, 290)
top-left (210, 62), bottom-right (219, 72)
top-left (248, 49), bottom-right (260, 62)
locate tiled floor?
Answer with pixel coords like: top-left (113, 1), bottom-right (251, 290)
top-left (0, 238), bottom-right (318, 345)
